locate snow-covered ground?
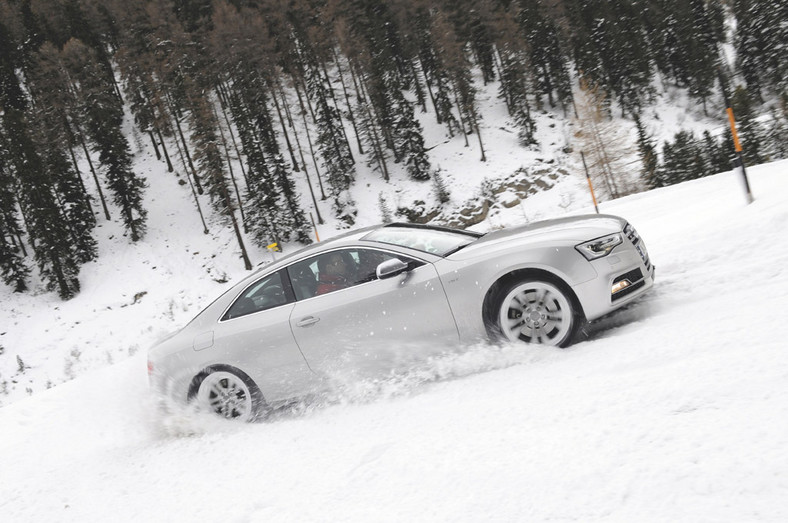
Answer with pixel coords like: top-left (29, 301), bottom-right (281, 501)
top-left (1, 159), bottom-right (786, 521)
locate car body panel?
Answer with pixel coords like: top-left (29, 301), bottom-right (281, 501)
top-left (289, 262), bottom-right (459, 378)
top-left (211, 303), bottom-right (315, 400)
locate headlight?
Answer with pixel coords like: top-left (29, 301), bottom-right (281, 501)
top-left (575, 233), bottom-right (623, 260)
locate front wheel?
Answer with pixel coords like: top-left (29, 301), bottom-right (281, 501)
top-left (193, 369), bottom-right (266, 422)
top-left (494, 279), bottom-right (580, 347)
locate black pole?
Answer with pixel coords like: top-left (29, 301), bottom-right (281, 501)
top-left (718, 71), bottom-right (754, 204)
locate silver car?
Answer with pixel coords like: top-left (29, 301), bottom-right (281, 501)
top-left (148, 215), bottom-right (655, 420)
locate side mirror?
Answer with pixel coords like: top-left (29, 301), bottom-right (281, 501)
top-left (376, 258), bottom-right (409, 279)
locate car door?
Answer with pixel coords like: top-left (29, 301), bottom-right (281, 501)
top-left (211, 269), bottom-right (316, 401)
top-left (287, 247), bottom-right (460, 378)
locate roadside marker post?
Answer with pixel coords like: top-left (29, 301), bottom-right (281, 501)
top-left (718, 71), bottom-right (754, 204)
top-left (580, 151), bottom-right (600, 214)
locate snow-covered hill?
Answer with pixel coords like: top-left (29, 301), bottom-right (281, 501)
top-left (0, 75), bottom-right (737, 406)
top-left (1, 160), bottom-right (786, 521)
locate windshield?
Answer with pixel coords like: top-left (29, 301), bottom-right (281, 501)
top-left (362, 226), bottom-right (479, 256)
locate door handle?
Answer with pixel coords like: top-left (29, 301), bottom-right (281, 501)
top-left (296, 316), bottom-right (320, 327)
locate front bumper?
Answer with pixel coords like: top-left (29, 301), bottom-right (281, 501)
top-left (572, 230), bottom-right (655, 321)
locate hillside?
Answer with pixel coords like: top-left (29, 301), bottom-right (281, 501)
top-left (0, 66), bottom-right (750, 407)
top-left (1, 0), bottom-right (786, 407)
top-left (0, 159), bottom-right (786, 521)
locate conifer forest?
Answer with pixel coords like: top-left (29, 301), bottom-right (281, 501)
top-left (0, 0), bottom-right (786, 300)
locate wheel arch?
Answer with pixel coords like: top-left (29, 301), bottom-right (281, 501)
top-left (186, 363), bottom-right (261, 403)
top-left (481, 267), bottom-right (586, 337)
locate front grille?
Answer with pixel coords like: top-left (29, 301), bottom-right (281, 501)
top-left (624, 223), bottom-right (651, 271)
top-left (613, 268), bottom-right (643, 285)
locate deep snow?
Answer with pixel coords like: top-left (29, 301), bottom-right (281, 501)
top-left (1, 159), bottom-right (786, 521)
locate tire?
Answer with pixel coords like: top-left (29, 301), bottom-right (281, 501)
top-left (192, 368), bottom-right (267, 422)
top-left (492, 279), bottom-right (580, 348)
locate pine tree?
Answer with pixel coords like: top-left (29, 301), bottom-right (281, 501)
top-left (660, 130), bottom-right (706, 185)
top-left (515, 0), bottom-right (572, 110)
top-left (250, 85), bottom-right (312, 244)
top-left (2, 111), bottom-right (82, 299)
top-left (411, 8), bottom-right (459, 135)
top-left (735, 0), bottom-right (788, 100)
top-left (465, 6), bottom-right (497, 85)
top-left (702, 130), bottom-right (732, 174)
top-left (634, 116), bottom-right (659, 189)
top-left (0, 16), bottom-right (31, 292)
top-left (434, 11), bottom-right (486, 161)
top-left (491, 6), bottom-right (538, 145)
top-left (391, 90), bottom-right (432, 181)
top-left (0, 135), bottom-right (30, 292)
top-left (432, 169), bottom-right (452, 204)
top-left (762, 108), bottom-right (788, 161)
top-left (227, 85), bottom-right (282, 248)
top-left (28, 43), bottom-right (97, 264)
top-left (569, 0), bottom-right (654, 116)
top-left (62, 39), bottom-right (147, 242)
top-left (354, 82), bottom-right (391, 181)
top-left (378, 193), bottom-right (393, 223)
top-left (0, 15), bottom-right (27, 112)
top-left (686, 0), bottom-right (721, 112)
top-left (303, 51), bottom-right (357, 223)
top-left (643, 0), bottom-right (724, 110)
top-left (565, 0), bottom-right (609, 96)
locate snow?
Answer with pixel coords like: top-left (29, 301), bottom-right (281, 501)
top-left (1, 158), bottom-right (787, 521)
top-left (2, 60), bottom-right (788, 520)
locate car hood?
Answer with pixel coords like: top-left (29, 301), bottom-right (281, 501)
top-left (450, 214), bottom-right (627, 259)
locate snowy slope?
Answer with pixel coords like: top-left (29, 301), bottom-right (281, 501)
top-left (1, 160), bottom-right (786, 522)
top-left (0, 70), bottom-right (738, 405)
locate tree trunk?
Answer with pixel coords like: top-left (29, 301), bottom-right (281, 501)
top-left (168, 94), bottom-right (204, 195)
top-left (332, 48), bottom-right (364, 154)
top-left (417, 55), bottom-right (441, 124)
top-left (268, 80), bottom-right (300, 171)
top-left (220, 182), bottom-right (252, 270)
top-left (451, 83), bottom-right (470, 147)
top-left (212, 103), bottom-right (247, 227)
top-left (319, 59), bottom-right (354, 163)
top-left (66, 140), bottom-right (94, 214)
top-left (77, 128), bottom-right (111, 220)
top-left (148, 130), bottom-right (161, 160)
top-left (155, 126), bottom-right (174, 172)
top-left (294, 77), bottom-right (327, 200)
top-left (216, 81), bottom-right (249, 187)
top-left (410, 60), bottom-right (428, 113)
top-left (469, 104), bottom-right (487, 162)
top-left (171, 119), bottom-right (209, 234)
top-left (278, 82), bottom-right (323, 224)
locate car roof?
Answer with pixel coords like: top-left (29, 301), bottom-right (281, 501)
top-left (251, 222), bottom-right (478, 274)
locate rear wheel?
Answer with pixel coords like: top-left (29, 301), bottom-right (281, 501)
top-left (494, 279), bottom-right (579, 347)
top-left (193, 369), bottom-right (266, 422)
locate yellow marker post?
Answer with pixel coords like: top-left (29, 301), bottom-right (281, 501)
top-left (726, 108), bottom-right (744, 153)
top-left (266, 242), bottom-right (279, 263)
top-left (580, 151), bottom-right (600, 214)
top-left (310, 212), bottom-right (320, 242)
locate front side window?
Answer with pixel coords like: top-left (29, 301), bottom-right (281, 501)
top-left (223, 270), bottom-right (292, 320)
top-left (287, 248), bottom-right (422, 300)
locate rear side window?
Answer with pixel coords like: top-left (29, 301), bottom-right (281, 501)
top-left (222, 270), bottom-right (293, 320)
